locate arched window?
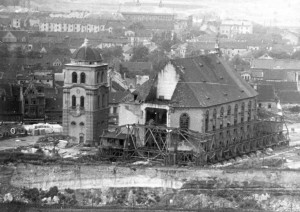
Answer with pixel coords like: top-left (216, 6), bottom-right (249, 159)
top-left (97, 72), bottom-right (100, 83)
top-left (205, 110), bottom-right (209, 132)
top-left (72, 72), bottom-right (77, 83)
top-left (179, 113), bottom-right (190, 130)
top-left (98, 95), bottom-right (101, 108)
top-left (241, 102), bottom-right (245, 123)
top-left (220, 107), bottom-right (224, 129)
top-left (80, 96), bottom-right (84, 108)
top-left (234, 104), bottom-right (238, 125)
top-left (212, 108), bottom-right (217, 131)
top-left (248, 101), bottom-right (252, 121)
top-left (80, 72), bottom-right (86, 83)
top-left (72, 95), bottom-right (76, 108)
top-left (102, 94), bottom-right (105, 107)
top-left (101, 71), bottom-right (105, 83)
top-left (227, 105), bottom-right (231, 127)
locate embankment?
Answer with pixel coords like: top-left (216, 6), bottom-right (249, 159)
top-left (6, 164), bottom-right (300, 191)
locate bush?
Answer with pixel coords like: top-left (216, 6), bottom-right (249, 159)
top-left (46, 186), bottom-right (58, 198)
top-left (65, 188), bottom-right (74, 194)
top-left (289, 106), bottom-right (300, 113)
top-left (22, 188), bottom-right (40, 203)
top-left (239, 199), bottom-right (260, 209)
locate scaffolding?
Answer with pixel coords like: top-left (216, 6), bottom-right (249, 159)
top-left (99, 118), bottom-right (289, 166)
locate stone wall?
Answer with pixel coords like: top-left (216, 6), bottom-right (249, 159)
top-left (9, 164), bottom-right (300, 191)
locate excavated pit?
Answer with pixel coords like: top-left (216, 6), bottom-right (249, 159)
top-left (1, 164), bottom-right (300, 211)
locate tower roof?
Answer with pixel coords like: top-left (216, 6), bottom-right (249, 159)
top-left (71, 39), bottom-right (103, 63)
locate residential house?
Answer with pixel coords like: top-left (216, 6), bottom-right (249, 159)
top-left (256, 84), bottom-right (278, 111)
top-left (0, 30), bottom-right (29, 51)
top-left (123, 45), bottom-right (134, 61)
top-left (128, 30), bottom-right (153, 46)
top-left (220, 19), bottom-right (253, 38)
top-left (171, 42), bottom-right (217, 58)
top-left (0, 81), bottom-right (22, 122)
top-left (97, 38), bottom-right (128, 49)
top-left (250, 59), bottom-right (300, 83)
top-left (121, 12), bottom-right (175, 22)
top-left (220, 42), bottom-right (248, 58)
top-left (39, 17), bottom-right (108, 33)
top-left (282, 30), bottom-right (299, 45)
top-left (108, 91), bottom-right (132, 130)
top-left (240, 70), bottom-right (251, 82)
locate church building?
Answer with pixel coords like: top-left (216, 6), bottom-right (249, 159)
top-left (63, 39), bottom-right (109, 144)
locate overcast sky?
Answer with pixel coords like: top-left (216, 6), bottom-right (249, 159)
top-left (27, 0), bottom-right (300, 27)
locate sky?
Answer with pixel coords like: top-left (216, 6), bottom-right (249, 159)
top-left (28, 0), bottom-right (300, 27)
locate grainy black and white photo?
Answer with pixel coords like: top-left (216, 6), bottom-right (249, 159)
top-left (0, 0), bottom-right (299, 211)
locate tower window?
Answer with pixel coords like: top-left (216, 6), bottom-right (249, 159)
top-left (80, 72), bottom-right (86, 83)
top-left (97, 72), bottom-right (100, 83)
top-left (80, 96), bottom-right (84, 108)
top-left (102, 94), bottom-right (105, 107)
top-left (101, 71), bottom-right (105, 82)
top-left (72, 72), bottom-right (77, 83)
top-left (72, 95), bottom-right (76, 108)
top-left (98, 95), bottom-right (101, 108)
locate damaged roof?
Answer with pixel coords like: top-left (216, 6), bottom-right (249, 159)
top-left (170, 55), bottom-right (257, 107)
top-left (109, 91), bottom-right (132, 104)
top-left (136, 55), bottom-right (257, 108)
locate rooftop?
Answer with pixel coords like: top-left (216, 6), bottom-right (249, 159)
top-left (257, 84), bottom-right (276, 102)
top-left (251, 59), bottom-right (300, 70)
top-left (71, 39), bottom-right (103, 63)
top-left (135, 55), bottom-right (257, 108)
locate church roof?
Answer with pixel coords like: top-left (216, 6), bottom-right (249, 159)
top-left (135, 55), bottom-right (257, 108)
top-left (71, 39), bottom-right (103, 62)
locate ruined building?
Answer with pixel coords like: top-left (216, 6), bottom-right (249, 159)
top-left (63, 39), bottom-right (109, 144)
top-left (100, 54), bottom-right (288, 165)
top-left (120, 55), bottom-right (258, 134)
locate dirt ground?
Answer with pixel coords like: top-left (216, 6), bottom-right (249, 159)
top-left (0, 136), bottom-right (43, 151)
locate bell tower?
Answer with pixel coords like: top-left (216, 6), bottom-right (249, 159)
top-left (63, 39), bottom-right (109, 145)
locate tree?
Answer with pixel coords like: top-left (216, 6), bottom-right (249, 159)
top-left (100, 46), bottom-right (123, 63)
top-left (51, 48), bottom-right (71, 56)
top-left (253, 49), bottom-right (267, 58)
top-left (291, 51), bottom-right (300, 60)
top-left (147, 49), bottom-right (169, 74)
top-left (0, 44), bottom-right (8, 57)
top-left (130, 46), bottom-right (149, 62)
top-left (269, 51), bottom-right (290, 59)
top-left (128, 22), bottom-right (145, 31)
top-left (160, 40), bottom-right (172, 52)
top-left (230, 55), bottom-right (249, 66)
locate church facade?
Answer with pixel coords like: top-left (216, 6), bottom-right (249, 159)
top-left (63, 40), bottom-right (109, 144)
